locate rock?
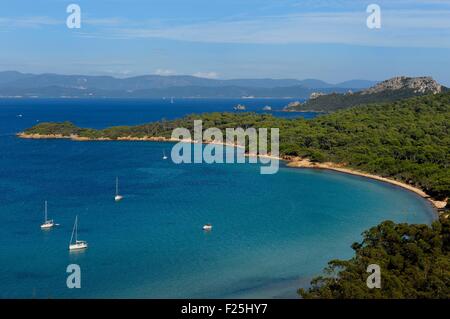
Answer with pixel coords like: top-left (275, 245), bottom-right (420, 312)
top-left (361, 76), bottom-right (443, 95)
top-left (310, 92), bottom-right (325, 99)
top-left (287, 101), bottom-right (302, 108)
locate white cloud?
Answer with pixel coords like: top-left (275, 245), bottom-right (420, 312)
top-left (0, 15), bottom-right (125, 29)
top-left (84, 17), bottom-right (126, 27)
top-left (108, 9), bottom-right (450, 48)
top-left (192, 72), bottom-right (219, 79)
top-left (154, 69), bottom-right (177, 76)
top-left (3, 5), bottom-right (450, 48)
top-left (0, 16), bottom-right (60, 28)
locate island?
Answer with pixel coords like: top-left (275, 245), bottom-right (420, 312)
top-left (18, 91), bottom-right (450, 298)
top-left (19, 92), bottom-right (449, 210)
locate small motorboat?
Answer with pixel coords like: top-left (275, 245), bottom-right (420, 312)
top-left (202, 223), bottom-right (213, 231)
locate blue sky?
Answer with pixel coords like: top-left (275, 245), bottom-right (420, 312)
top-left (1, 0), bottom-right (450, 85)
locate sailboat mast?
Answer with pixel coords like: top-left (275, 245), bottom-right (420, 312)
top-left (70, 216), bottom-right (76, 244)
top-left (116, 177), bottom-right (119, 196)
top-left (75, 216), bottom-right (78, 242)
top-left (44, 201), bottom-right (47, 222)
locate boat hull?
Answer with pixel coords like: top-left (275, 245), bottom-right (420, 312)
top-left (40, 222), bottom-right (54, 229)
top-left (69, 242), bottom-right (88, 251)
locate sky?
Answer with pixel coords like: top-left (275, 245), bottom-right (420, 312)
top-left (1, 0), bottom-right (450, 85)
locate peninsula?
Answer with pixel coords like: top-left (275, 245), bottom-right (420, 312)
top-left (284, 76), bottom-right (447, 112)
top-left (19, 92), bottom-right (450, 211)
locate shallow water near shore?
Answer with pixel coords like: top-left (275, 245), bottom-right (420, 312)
top-left (0, 99), bottom-right (435, 298)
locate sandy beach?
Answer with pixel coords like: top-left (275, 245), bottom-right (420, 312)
top-left (17, 132), bottom-right (448, 212)
top-left (285, 157), bottom-right (447, 211)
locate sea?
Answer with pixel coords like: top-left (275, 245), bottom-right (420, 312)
top-left (0, 98), bottom-right (436, 298)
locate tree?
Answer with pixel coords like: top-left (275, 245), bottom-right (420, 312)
top-left (299, 217), bottom-right (450, 299)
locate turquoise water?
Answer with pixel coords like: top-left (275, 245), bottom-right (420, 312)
top-left (0, 99), bottom-right (435, 298)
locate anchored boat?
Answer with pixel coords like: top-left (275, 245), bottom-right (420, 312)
top-left (69, 215), bottom-right (88, 251)
top-left (115, 176), bottom-right (123, 202)
top-left (203, 223), bottom-right (213, 231)
top-left (40, 201), bottom-right (55, 229)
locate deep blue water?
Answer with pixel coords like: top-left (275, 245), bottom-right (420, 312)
top-left (0, 98), bottom-right (313, 134)
top-left (0, 99), bottom-right (435, 298)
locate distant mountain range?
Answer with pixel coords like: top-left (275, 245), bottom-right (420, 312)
top-left (0, 71), bottom-right (377, 98)
top-left (285, 76), bottom-right (448, 112)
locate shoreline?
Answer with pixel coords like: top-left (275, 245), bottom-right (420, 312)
top-left (285, 157), bottom-right (447, 212)
top-left (17, 132), bottom-right (447, 212)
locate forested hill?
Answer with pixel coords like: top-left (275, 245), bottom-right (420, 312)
top-left (299, 216), bottom-right (450, 298)
top-left (286, 76), bottom-right (447, 112)
top-left (22, 92), bottom-right (450, 200)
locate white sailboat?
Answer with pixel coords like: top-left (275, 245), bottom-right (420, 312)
top-left (163, 149), bottom-right (168, 160)
top-left (69, 215), bottom-right (88, 251)
top-left (40, 201), bottom-right (55, 229)
top-left (115, 177), bottom-right (123, 202)
top-left (170, 97), bottom-right (174, 104)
